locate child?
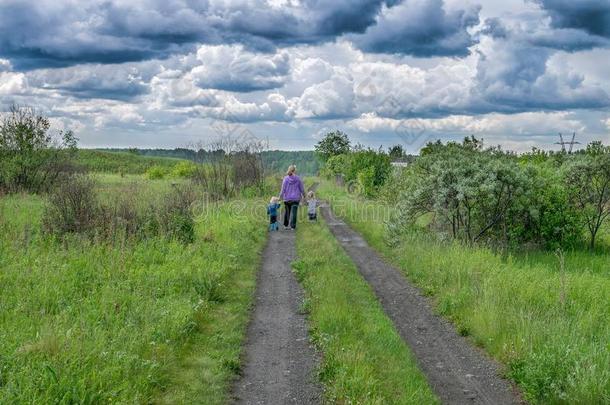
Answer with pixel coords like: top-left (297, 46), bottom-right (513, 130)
top-left (307, 191), bottom-right (318, 221)
top-left (267, 196), bottom-right (281, 231)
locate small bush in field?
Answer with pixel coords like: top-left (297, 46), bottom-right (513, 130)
top-left (172, 161), bottom-right (197, 178)
top-left (146, 165), bottom-right (166, 179)
top-left (43, 174), bottom-right (99, 235)
top-left (44, 176), bottom-right (197, 244)
top-left (165, 212), bottom-right (195, 243)
top-left (159, 185), bottom-right (197, 244)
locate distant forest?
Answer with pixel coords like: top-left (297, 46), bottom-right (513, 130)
top-left (96, 148), bottom-right (321, 175)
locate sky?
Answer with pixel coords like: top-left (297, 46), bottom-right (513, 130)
top-left (1, 0), bottom-right (610, 152)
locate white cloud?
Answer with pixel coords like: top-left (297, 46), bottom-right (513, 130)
top-left (294, 69), bottom-right (355, 119)
top-left (94, 105), bottom-right (144, 129)
top-left (201, 93), bottom-right (292, 123)
top-left (149, 68), bottom-right (221, 108)
top-left (190, 45), bottom-right (290, 92)
top-left (349, 111), bottom-right (586, 137)
top-left (0, 72), bottom-right (29, 95)
top-left (0, 59), bottom-right (11, 72)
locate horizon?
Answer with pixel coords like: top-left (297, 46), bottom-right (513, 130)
top-left (1, 1), bottom-right (610, 153)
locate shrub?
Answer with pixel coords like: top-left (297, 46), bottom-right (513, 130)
top-left (386, 138), bottom-right (603, 250)
top-left (564, 152), bottom-right (610, 249)
top-left (323, 154), bottom-right (350, 179)
top-left (146, 165), bottom-right (167, 180)
top-left (512, 164), bottom-right (584, 249)
top-left (158, 185), bottom-right (197, 244)
top-left (323, 150), bottom-right (391, 197)
top-left (44, 176), bottom-right (197, 244)
top-left (43, 175), bottom-right (99, 235)
top-left (232, 151), bottom-right (264, 189)
top-left (350, 150), bottom-right (391, 197)
top-left (172, 161), bottom-right (198, 178)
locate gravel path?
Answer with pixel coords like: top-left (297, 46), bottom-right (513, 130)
top-left (320, 204), bottom-right (523, 405)
top-left (231, 223), bottom-right (321, 404)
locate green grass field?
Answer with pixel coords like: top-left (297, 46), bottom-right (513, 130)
top-left (2, 166), bottom-right (608, 403)
top-left (318, 180), bottom-right (610, 404)
top-left (75, 150), bottom-right (185, 175)
top-left (294, 218), bottom-right (438, 404)
top-left (0, 176), bottom-right (266, 403)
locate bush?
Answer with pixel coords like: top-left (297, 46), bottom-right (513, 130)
top-left (513, 165), bottom-right (584, 249)
top-left (386, 138), bottom-right (595, 250)
top-left (323, 150), bottom-right (391, 197)
top-left (323, 154), bottom-right (350, 178)
top-left (146, 166), bottom-right (167, 180)
top-left (350, 150), bottom-right (391, 197)
top-left (43, 175), bottom-right (99, 235)
top-left (564, 152), bottom-right (610, 249)
top-left (43, 176), bottom-right (197, 244)
top-left (158, 185), bottom-right (197, 244)
top-left (172, 161), bottom-right (198, 178)
top-left (232, 151), bottom-right (264, 189)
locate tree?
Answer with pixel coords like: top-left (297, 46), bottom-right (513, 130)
top-left (0, 104), bottom-right (77, 193)
top-left (565, 150), bottom-right (610, 249)
top-left (391, 140), bottom-right (531, 245)
top-left (315, 130), bottom-right (351, 161)
top-left (388, 144), bottom-right (405, 160)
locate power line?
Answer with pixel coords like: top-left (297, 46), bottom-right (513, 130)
top-left (555, 132), bottom-right (580, 154)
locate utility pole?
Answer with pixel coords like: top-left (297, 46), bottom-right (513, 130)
top-left (555, 132), bottom-right (580, 154)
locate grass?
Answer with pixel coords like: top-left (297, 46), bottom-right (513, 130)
top-left (293, 217), bottom-right (438, 404)
top-left (318, 179), bottom-right (610, 404)
top-left (0, 176), bottom-right (267, 403)
top-left (75, 150), bottom-right (185, 175)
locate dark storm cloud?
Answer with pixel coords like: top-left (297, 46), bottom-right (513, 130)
top-left (480, 15), bottom-right (610, 53)
top-left (528, 28), bottom-right (610, 52)
top-left (191, 48), bottom-right (290, 93)
top-left (536, 0), bottom-right (610, 38)
top-left (352, 0), bottom-right (480, 57)
top-left (27, 63), bottom-right (158, 101)
top-left (0, 1), bottom-right (200, 70)
top-left (479, 18), bottom-right (508, 39)
top-left (472, 40), bottom-right (610, 113)
top-left (0, 0), bottom-right (481, 70)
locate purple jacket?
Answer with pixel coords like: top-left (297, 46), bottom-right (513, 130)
top-left (280, 174), bottom-right (305, 202)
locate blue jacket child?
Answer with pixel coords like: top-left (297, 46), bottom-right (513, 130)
top-left (267, 196), bottom-right (281, 231)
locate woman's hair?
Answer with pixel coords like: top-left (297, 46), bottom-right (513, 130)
top-left (307, 191), bottom-right (314, 199)
top-left (286, 165), bottom-right (297, 176)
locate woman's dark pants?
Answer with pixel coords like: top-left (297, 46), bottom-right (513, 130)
top-left (283, 201), bottom-right (299, 229)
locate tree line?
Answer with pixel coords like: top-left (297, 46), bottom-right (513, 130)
top-left (317, 130), bottom-right (610, 250)
top-left (99, 148), bottom-right (321, 175)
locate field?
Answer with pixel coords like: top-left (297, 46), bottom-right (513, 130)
top-left (317, 180), bottom-right (610, 404)
top-left (75, 150), bottom-right (185, 175)
top-left (0, 174), bottom-right (266, 403)
top-left (2, 142), bottom-right (609, 404)
top-left (78, 149), bottom-right (321, 176)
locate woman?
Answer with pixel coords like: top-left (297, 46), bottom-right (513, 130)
top-left (279, 165), bottom-right (305, 230)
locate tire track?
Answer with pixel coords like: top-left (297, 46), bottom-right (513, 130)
top-left (320, 204), bottom-right (523, 405)
top-left (232, 187), bottom-right (321, 404)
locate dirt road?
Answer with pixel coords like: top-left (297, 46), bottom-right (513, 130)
top-left (231, 228), bottom-right (321, 404)
top-left (320, 204), bottom-right (522, 405)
